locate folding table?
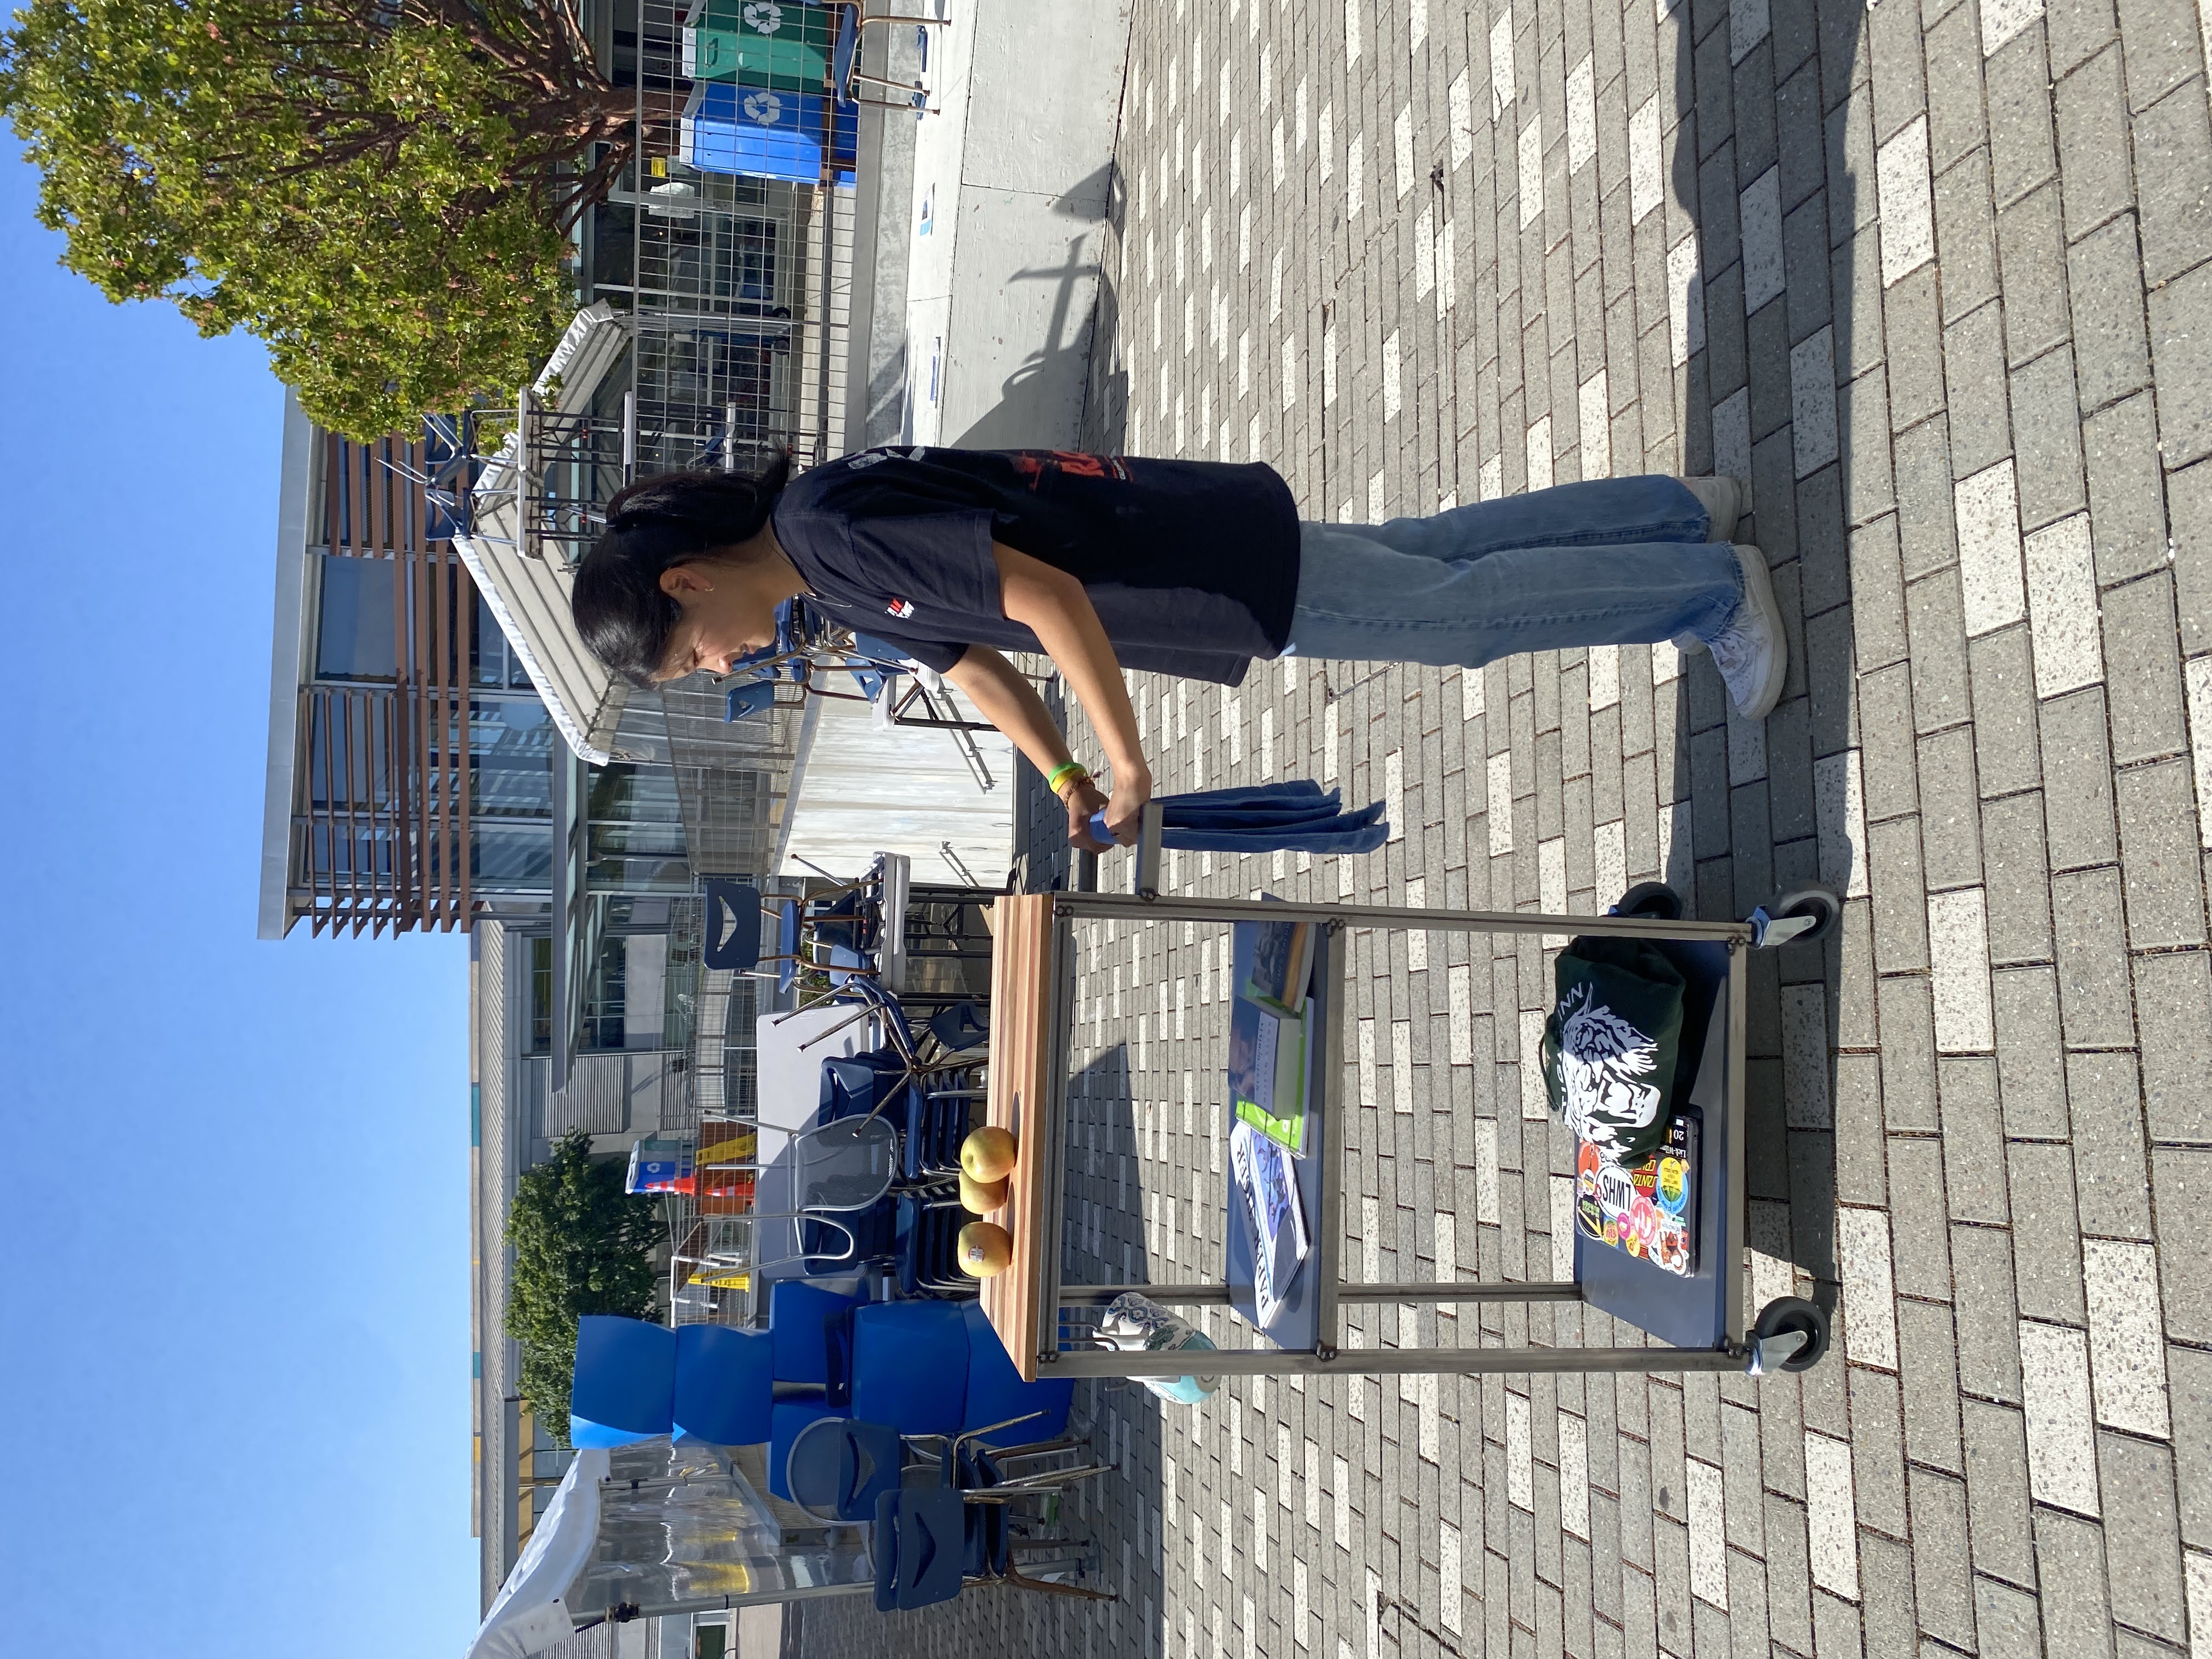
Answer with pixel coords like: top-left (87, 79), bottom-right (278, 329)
top-left (978, 808), bottom-right (1838, 1384)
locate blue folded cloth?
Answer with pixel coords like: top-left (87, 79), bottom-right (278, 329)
top-left (1088, 781), bottom-right (1390, 855)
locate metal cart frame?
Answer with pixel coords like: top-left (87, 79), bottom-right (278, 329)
top-left (977, 804), bottom-right (1837, 1385)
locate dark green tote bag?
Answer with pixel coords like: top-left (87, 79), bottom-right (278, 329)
top-left (1539, 936), bottom-right (1689, 1164)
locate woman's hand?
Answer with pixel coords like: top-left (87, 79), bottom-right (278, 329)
top-left (1101, 760), bottom-right (1153, 845)
top-left (1064, 776), bottom-right (1114, 854)
top-left (1062, 762), bottom-right (1153, 852)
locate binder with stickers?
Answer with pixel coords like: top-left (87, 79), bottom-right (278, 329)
top-left (1575, 1111), bottom-right (1702, 1278)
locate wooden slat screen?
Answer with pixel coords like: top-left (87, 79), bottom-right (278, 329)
top-left (290, 431), bottom-right (476, 936)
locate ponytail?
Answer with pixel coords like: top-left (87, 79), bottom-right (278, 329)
top-left (571, 456), bottom-right (793, 687)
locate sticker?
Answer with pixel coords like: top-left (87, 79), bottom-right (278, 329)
top-left (1655, 1154), bottom-right (1691, 1216)
top-left (1596, 1162), bottom-right (1637, 1222)
top-left (1629, 1195), bottom-right (1661, 1254)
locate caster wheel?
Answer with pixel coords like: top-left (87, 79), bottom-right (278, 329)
top-left (1767, 885), bottom-right (1841, 944)
top-left (1613, 881), bottom-right (1684, 921)
top-left (1752, 1295), bottom-right (1830, 1373)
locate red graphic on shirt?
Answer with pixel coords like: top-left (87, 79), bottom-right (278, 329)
top-left (1007, 450), bottom-right (1133, 490)
top-left (887, 598), bottom-right (916, 619)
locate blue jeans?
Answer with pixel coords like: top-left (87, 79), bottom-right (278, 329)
top-left (1282, 476), bottom-right (1743, 667)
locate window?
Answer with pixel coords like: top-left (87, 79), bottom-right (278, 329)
top-left (470, 699), bottom-right (556, 820)
top-left (579, 933), bottom-right (627, 1052)
top-left (585, 763), bottom-right (690, 893)
top-left (315, 556), bottom-right (397, 680)
top-left (529, 935), bottom-right (552, 1053)
top-left (472, 594), bottom-right (535, 690)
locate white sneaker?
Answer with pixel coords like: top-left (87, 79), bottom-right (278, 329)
top-left (1674, 475), bottom-right (1743, 541)
top-left (1708, 544), bottom-right (1787, 720)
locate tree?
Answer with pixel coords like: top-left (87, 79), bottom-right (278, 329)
top-left (0, 1), bottom-right (636, 437)
top-left (505, 1128), bottom-right (662, 1448)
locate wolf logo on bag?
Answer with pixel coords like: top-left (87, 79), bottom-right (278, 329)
top-left (1554, 982), bottom-right (1664, 1157)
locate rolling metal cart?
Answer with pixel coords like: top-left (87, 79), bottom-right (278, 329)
top-left (977, 802), bottom-right (1839, 1384)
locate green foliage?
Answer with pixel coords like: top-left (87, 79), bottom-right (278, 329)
top-left (504, 1128), bottom-right (662, 1448)
top-left (0, 1), bottom-right (635, 437)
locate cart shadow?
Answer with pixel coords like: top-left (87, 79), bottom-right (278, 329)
top-left (1661, 0), bottom-right (1871, 1336)
top-left (1056, 1042), bottom-right (1171, 1613)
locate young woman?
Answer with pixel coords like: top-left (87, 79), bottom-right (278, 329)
top-left (571, 448), bottom-right (1781, 854)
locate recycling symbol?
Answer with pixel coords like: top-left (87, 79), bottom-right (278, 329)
top-left (741, 90), bottom-right (784, 125)
top-left (742, 2), bottom-right (783, 33)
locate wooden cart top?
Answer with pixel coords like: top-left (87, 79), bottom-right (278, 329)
top-left (979, 894), bottom-right (1057, 1381)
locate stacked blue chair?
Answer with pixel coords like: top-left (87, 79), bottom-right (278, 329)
top-left (803, 1300), bottom-right (1074, 1443)
top-left (568, 1315), bottom-right (774, 1449)
top-left (768, 1397), bottom-right (846, 1501)
top-left (868, 1476), bottom-right (1114, 1607)
top-left (872, 1487), bottom-right (967, 1611)
top-left (671, 1323), bottom-right (772, 1445)
top-left (893, 1186), bottom-right (970, 1296)
top-left (928, 1001), bottom-right (989, 1052)
top-left (786, 1417), bottom-right (909, 1523)
top-left (569, 1316), bottom-right (678, 1449)
top-left (850, 1300), bottom-right (972, 1436)
top-left (821, 1047), bottom-right (967, 1184)
top-left (769, 1281), bottom-right (867, 1386)
top-left (765, 1280), bottom-right (866, 1501)
top-left (957, 1301), bottom-right (1074, 1448)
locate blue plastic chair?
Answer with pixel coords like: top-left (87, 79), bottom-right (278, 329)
top-left (820, 1052), bottom-right (907, 1121)
top-left (850, 1301), bottom-right (968, 1434)
top-left (872, 1487), bottom-right (967, 1611)
top-left (786, 1415), bottom-right (907, 1523)
top-left (769, 1281), bottom-right (868, 1385)
top-left (894, 1186), bottom-right (972, 1296)
top-left (769, 1398), bottom-right (846, 1502)
top-left (958, 1301), bottom-right (1074, 1446)
top-left (822, 1048), bottom-right (960, 1182)
top-left (725, 681), bottom-right (780, 723)
top-left (702, 880), bottom-right (763, 972)
top-left (670, 1324), bottom-right (773, 1446)
top-left (799, 1199), bottom-right (896, 1274)
top-left (928, 1001), bottom-right (990, 1052)
top-left (569, 1316), bottom-right (676, 1448)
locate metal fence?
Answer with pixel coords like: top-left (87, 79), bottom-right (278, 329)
top-left (552, 1), bottom-right (856, 535)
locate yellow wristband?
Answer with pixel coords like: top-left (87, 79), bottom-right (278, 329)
top-left (1046, 761), bottom-right (1091, 797)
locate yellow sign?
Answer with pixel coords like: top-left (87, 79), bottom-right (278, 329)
top-left (686, 1269), bottom-right (752, 1291)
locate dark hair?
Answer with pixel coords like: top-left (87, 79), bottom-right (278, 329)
top-left (571, 457), bottom-right (792, 687)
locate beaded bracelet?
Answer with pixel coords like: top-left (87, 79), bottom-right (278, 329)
top-left (1046, 760), bottom-right (1092, 798)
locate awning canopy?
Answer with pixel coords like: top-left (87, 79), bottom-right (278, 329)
top-left (452, 303), bottom-right (635, 766)
top-left (464, 1448), bottom-right (609, 1659)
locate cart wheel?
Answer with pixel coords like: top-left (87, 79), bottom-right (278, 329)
top-left (1613, 881), bottom-right (1684, 921)
top-left (1767, 885), bottom-right (1841, 944)
top-left (1752, 1296), bottom-right (1830, 1373)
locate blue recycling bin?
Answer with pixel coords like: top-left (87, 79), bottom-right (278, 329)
top-left (682, 83), bottom-right (859, 182)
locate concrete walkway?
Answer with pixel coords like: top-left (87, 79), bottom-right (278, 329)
top-left (813, 1), bottom-right (2212, 1654)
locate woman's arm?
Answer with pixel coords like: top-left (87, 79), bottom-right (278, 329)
top-left (949, 541), bottom-right (1155, 847)
top-left (941, 644), bottom-right (1119, 853)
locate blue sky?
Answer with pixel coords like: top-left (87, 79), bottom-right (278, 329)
top-left (0, 158), bottom-right (478, 1652)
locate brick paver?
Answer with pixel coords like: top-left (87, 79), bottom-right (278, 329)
top-left (811, 0), bottom-right (2212, 1652)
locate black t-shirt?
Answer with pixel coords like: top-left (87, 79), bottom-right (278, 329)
top-left (769, 448), bottom-right (1302, 683)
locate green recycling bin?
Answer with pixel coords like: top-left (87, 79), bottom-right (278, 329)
top-left (683, 0), bottom-right (838, 90)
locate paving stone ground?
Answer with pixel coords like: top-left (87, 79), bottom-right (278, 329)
top-left (811, 0), bottom-right (2212, 1653)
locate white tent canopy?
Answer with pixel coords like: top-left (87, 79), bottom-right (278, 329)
top-left (465, 1440), bottom-right (878, 1658)
top-left (465, 1449), bottom-right (610, 1659)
